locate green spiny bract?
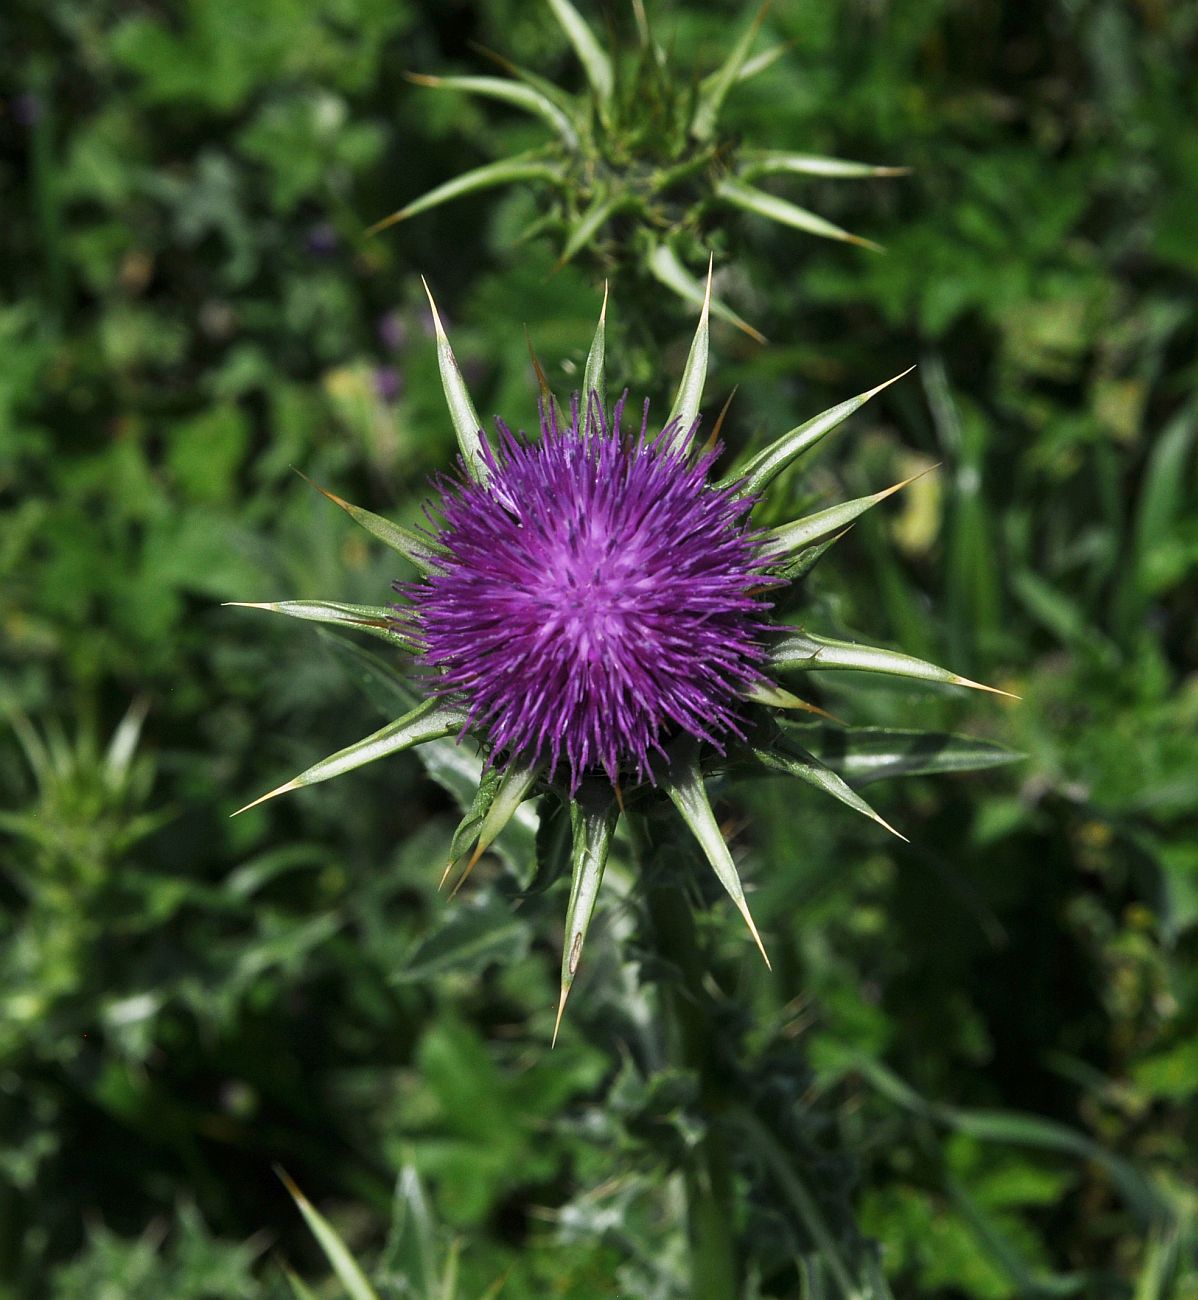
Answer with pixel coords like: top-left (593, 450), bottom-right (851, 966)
top-left (231, 275), bottom-right (1019, 1035)
top-left (371, 0), bottom-right (905, 338)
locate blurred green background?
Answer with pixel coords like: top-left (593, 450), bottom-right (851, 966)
top-left (2, 0), bottom-right (1197, 1295)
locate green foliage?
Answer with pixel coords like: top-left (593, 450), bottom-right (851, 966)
top-left (2, 0), bottom-right (1196, 1297)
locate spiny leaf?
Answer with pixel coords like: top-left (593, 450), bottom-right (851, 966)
top-left (663, 740), bottom-right (770, 966)
top-left (725, 368), bottom-right (915, 496)
top-left (777, 529), bottom-right (852, 583)
top-left (277, 1168), bottom-right (381, 1300)
top-left (223, 600), bottom-right (415, 652)
top-left (366, 155), bottom-right (564, 236)
top-left (449, 755), bottom-right (545, 896)
top-left (767, 629), bottom-right (1019, 698)
top-left (739, 150), bottom-right (910, 180)
top-left (692, 1), bottom-right (771, 141)
top-left (787, 724), bottom-right (1023, 786)
top-left (232, 697), bottom-right (467, 816)
top-left (405, 71), bottom-right (579, 148)
top-left (716, 177), bottom-right (883, 251)
top-left (470, 42), bottom-right (580, 117)
top-left (749, 741), bottom-right (907, 841)
top-left (647, 242), bottom-right (765, 344)
top-left (582, 281), bottom-right (608, 413)
top-left (762, 470), bottom-right (929, 562)
top-left (665, 255), bottom-right (712, 449)
top-left (742, 679), bottom-right (842, 722)
top-left (294, 472), bottom-right (441, 571)
top-left (421, 277), bottom-right (489, 482)
top-left (558, 189), bottom-right (629, 266)
top-left (545, 0), bottom-right (613, 104)
top-left (555, 784), bottom-right (619, 1044)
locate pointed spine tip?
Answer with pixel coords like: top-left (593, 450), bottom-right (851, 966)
top-left (420, 276), bottom-right (446, 338)
top-left (952, 676), bottom-right (1022, 701)
top-left (231, 779), bottom-right (299, 817)
top-left (551, 986), bottom-right (569, 1048)
top-left (599, 280), bottom-right (609, 324)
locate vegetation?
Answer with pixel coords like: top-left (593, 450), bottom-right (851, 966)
top-left (2, 1), bottom-right (1196, 1295)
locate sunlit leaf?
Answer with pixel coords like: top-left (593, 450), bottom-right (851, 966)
top-left (421, 278), bottom-right (489, 482)
top-left (724, 369), bottom-right (915, 495)
top-left (647, 243), bottom-right (765, 344)
top-left (767, 629), bottom-right (1017, 697)
top-left (232, 697), bottom-right (467, 816)
top-left (555, 783), bottom-right (619, 1043)
top-left (762, 472), bottom-right (925, 562)
top-left (545, 0), bottom-right (613, 104)
top-left (405, 71), bottom-right (579, 148)
top-left (748, 741), bottom-right (906, 839)
top-left (663, 740), bottom-right (770, 965)
top-left (691, 1), bottom-right (771, 141)
top-left (717, 177), bottom-right (883, 251)
top-left (665, 256), bottom-right (712, 449)
top-left (367, 154), bottom-right (564, 236)
top-left (223, 600), bottom-right (415, 651)
top-left (739, 150), bottom-right (909, 180)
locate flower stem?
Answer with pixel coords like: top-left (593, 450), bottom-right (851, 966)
top-left (629, 806), bottom-right (741, 1300)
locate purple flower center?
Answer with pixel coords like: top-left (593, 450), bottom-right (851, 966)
top-left (400, 395), bottom-right (773, 790)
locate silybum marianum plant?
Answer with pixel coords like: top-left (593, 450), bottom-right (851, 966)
top-left (371, 0), bottom-right (904, 337)
top-left (231, 269), bottom-right (1016, 1033)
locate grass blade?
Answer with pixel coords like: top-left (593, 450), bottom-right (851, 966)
top-left (277, 1168), bottom-right (381, 1300)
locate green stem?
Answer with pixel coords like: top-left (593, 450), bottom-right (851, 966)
top-left (629, 807), bottom-right (740, 1300)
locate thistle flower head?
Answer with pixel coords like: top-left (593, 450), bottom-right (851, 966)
top-left (231, 275), bottom-right (1016, 1027)
top-left (403, 394), bottom-right (772, 791)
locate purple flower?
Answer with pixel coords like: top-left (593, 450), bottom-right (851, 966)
top-left (399, 394), bottom-right (774, 791)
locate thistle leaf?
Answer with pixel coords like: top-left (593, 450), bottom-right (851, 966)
top-left (725, 368), bottom-right (916, 495)
top-left (665, 256), bottom-right (712, 449)
top-left (405, 72), bottom-right (579, 149)
top-left (749, 741), bottom-right (907, 840)
top-left (739, 150), bottom-right (910, 180)
top-left (763, 471), bottom-right (928, 562)
top-left (554, 784), bottom-right (619, 1044)
top-left (647, 243), bottom-right (765, 344)
top-left (582, 281), bottom-right (608, 413)
top-left (421, 278), bottom-right (489, 482)
top-left (692, 1), bottom-right (771, 141)
top-left (449, 754), bottom-right (545, 896)
top-left (716, 177), bottom-right (883, 252)
top-left (223, 600), bottom-right (415, 652)
top-left (295, 472), bottom-right (442, 571)
top-left (559, 189), bottom-right (626, 266)
top-left (232, 697), bottom-right (467, 816)
top-left (545, 0), bottom-right (613, 104)
top-left (663, 741), bottom-right (770, 966)
top-left (767, 630), bottom-right (1019, 698)
top-left (742, 679), bottom-right (842, 723)
top-left (366, 155), bottom-right (564, 236)
top-left (777, 529), bottom-right (852, 583)
top-left (277, 1168), bottom-right (381, 1300)
top-left (787, 724), bottom-right (1023, 786)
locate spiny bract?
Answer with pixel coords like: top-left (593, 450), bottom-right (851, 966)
top-left (401, 392), bottom-right (774, 792)
top-left (230, 274), bottom-right (1017, 1033)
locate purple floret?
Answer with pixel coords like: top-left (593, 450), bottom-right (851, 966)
top-left (399, 394), bottom-right (775, 790)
